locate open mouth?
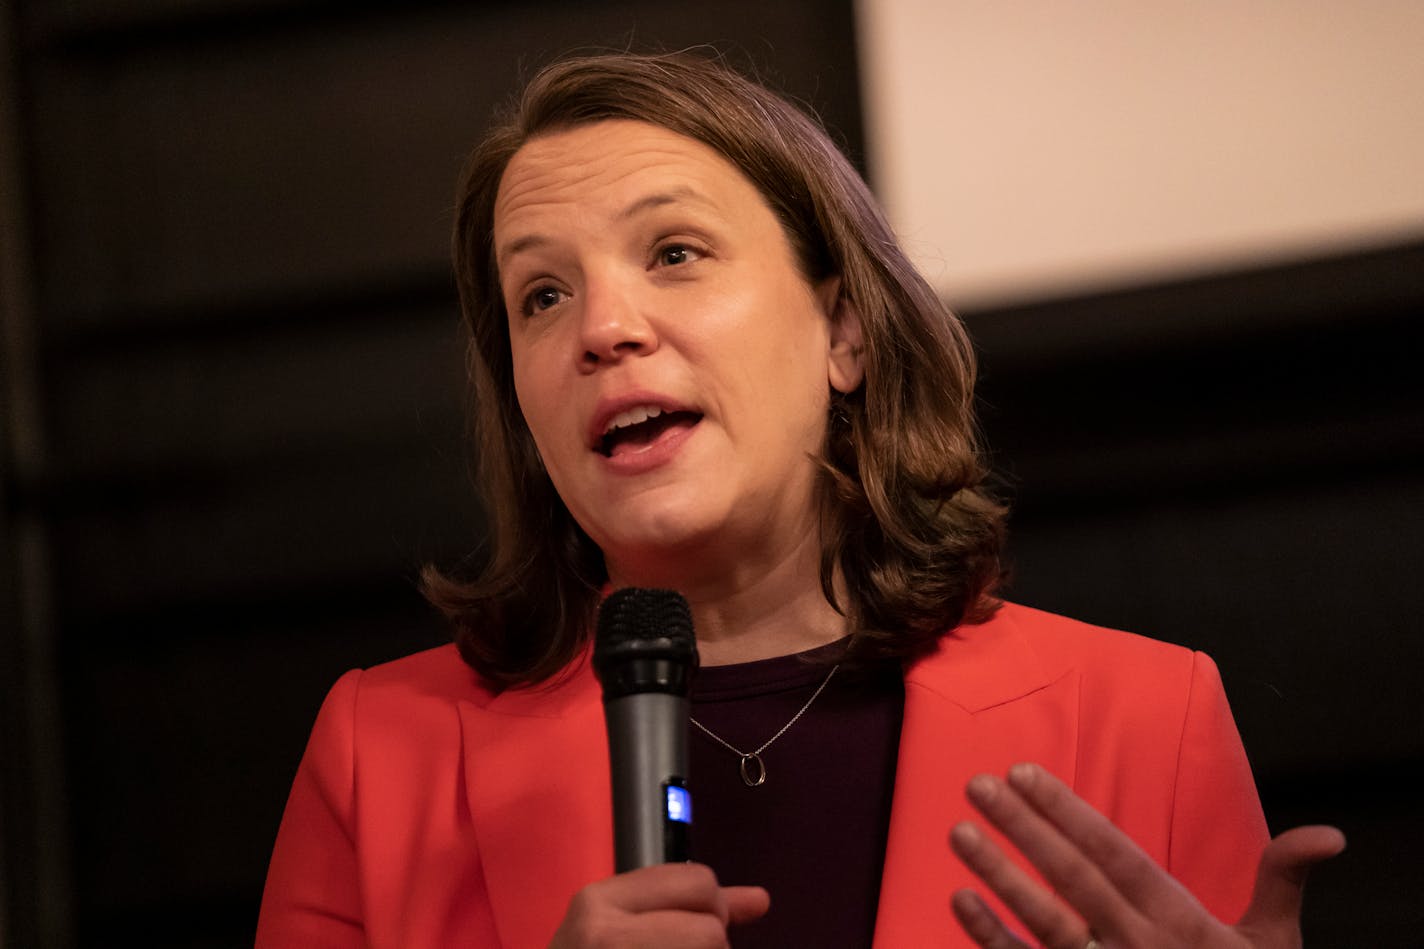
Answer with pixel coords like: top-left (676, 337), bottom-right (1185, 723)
top-left (598, 408), bottom-right (703, 458)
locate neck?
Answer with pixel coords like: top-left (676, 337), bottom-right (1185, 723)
top-left (685, 575), bottom-right (847, 666)
top-left (606, 525), bottom-right (848, 666)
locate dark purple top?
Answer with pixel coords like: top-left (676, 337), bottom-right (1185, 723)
top-left (688, 641), bottom-right (904, 948)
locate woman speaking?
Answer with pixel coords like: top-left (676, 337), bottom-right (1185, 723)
top-left (256, 50), bottom-right (1342, 948)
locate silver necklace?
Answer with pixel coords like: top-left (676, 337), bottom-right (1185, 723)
top-left (690, 664), bottom-right (840, 787)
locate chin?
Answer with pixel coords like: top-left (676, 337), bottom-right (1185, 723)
top-left (592, 504), bottom-right (729, 580)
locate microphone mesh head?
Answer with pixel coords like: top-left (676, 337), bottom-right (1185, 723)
top-left (593, 588), bottom-right (697, 696)
top-left (597, 588), bottom-right (694, 648)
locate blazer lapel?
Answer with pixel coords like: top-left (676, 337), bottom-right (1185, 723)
top-left (873, 611), bottom-right (1081, 947)
top-left (459, 655), bottom-right (615, 949)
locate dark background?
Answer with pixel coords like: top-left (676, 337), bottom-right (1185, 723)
top-left (1, 1), bottom-right (1420, 946)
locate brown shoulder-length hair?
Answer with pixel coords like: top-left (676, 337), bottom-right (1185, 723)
top-left (425, 49), bottom-right (1006, 688)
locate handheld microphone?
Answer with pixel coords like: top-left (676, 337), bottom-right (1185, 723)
top-left (593, 588), bottom-right (698, 873)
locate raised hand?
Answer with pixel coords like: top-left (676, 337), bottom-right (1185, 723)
top-left (949, 763), bottom-right (1344, 949)
top-left (549, 862), bottom-right (769, 949)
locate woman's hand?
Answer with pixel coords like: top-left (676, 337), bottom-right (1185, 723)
top-left (549, 862), bottom-right (770, 949)
top-left (948, 763), bottom-right (1345, 949)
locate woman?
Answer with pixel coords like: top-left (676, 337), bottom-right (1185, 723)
top-left (256, 51), bottom-right (1342, 948)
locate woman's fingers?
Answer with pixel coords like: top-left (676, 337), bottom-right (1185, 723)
top-left (950, 819), bottom-right (1097, 949)
top-left (597, 863), bottom-right (746, 920)
top-left (950, 887), bottom-right (1032, 949)
top-left (722, 885), bottom-right (772, 924)
top-left (1235, 826), bottom-right (1345, 939)
top-left (997, 764), bottom-right (1189, 914)
top-left (961, 769), bottom-right (1154, 943)
top-left (552, 863), bottom-right (769, 948)
top-left (953, 764), bottom-right (1344, 949)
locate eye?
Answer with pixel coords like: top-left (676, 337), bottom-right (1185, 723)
top-left (655, 243), bottom-right (703, 268)
top-left (521, 285), bottom-right (567, 316)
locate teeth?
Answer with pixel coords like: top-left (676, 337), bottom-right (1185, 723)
top-left (604, 405), bottom-right (665, 434)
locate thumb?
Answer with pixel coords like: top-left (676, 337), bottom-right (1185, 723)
top-left (723, 885), bottom-right (771, 925)
top-left (1236, 825), bottom-right (1346, 936)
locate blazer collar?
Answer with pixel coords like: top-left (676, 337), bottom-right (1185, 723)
top-left (903, 604), bottom-right (1056, 711)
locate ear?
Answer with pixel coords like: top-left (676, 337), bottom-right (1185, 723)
top-left (817, 277), bottom-right (865, 394)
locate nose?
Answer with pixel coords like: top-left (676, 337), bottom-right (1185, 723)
top-left (577, 274), bottom-right (657, 371)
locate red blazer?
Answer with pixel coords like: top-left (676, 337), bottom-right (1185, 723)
top-left (256, 603), bottom-right (1268, 947)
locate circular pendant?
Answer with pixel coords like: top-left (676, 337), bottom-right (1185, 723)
top-left (739, 752), bottom-right (767, 787)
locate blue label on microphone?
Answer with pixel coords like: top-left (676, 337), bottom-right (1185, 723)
top-left (665, 784), bottom-right (692, 824)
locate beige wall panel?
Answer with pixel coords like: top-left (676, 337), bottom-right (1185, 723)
top-left (856, 0), bottom-right (1424, 307)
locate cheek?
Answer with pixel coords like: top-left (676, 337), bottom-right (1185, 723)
top-left (508, 319), bottom-right (573, 414)
top-left (509, 351), bottom-right (558, 448)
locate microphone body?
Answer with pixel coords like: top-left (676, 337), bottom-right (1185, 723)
top-left (603, 692), bottom-right (690, 870)
top-left (593, 588), bottom-right (697, 873)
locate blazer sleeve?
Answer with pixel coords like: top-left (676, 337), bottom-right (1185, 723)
top-left (1167, 651), bottom-right (1270, 924)
top-left (256, 669), bottom-right (366, 949)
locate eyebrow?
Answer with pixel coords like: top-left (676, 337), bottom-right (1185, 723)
top-left (497, 233), bottom-right (550, 266)
top-left (616, 186), bottom-right (711, 221)
top-left (496, 187), bottom-right (715, 266)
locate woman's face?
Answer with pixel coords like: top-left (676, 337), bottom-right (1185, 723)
top-left (493, 119), bottom-right (862, 585)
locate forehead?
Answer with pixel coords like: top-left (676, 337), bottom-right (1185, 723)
top-left (493, 120), bottom-right (765, 244)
